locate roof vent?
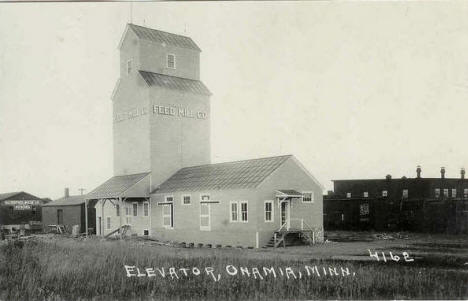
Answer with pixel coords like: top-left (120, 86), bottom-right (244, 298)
top-left (386, 174), bottom-right (392, 180)
top-left (461, 168), bottom-right (465, 179)
top-left (441, 167), bottom-right (446, 179)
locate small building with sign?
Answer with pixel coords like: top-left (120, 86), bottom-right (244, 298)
top-left (0, 191), bottom-right (45, 231)
top-left (42, 188), bottom-right (96, 234)
top-left (86, 24), bottom-right (324, 248)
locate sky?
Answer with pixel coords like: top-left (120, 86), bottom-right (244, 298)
top-left (0, 1), bottom-right (468, 199)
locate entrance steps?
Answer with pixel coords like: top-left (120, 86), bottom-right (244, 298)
top-left (264, 230), bottom-right (316, 248)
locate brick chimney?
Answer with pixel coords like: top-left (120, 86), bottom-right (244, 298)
top-left (440, 167), bottom-right (445, 179)
top-left (64, 188), bottom-right (70, 198)
top-left (416, 165), bottom-right (422, 178)
top-left (461, 168), bottom-right (465, 179)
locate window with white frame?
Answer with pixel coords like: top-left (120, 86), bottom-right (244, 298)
top-left (452, 189), bottom-right (457, 198)
top-left (143, 202), bottom-right (149, 217)
top-left (132, 203), bottom-right (138, 217)
top-left (264, 201), bottom-right (273, 222)
top-left (127, 60), bottom-right (132, 75)
top-left (346, 192), bottom-right (351, 198)
top-left (363, 192), bottom-right (369, 198)
top-left (382, 190), bottom-right (388, 197)
top-left (182, 195), bottom-right (191, 205)
top-left (167, 54), bottom-right (176, 69)
top-left (165, 196), bottom-right (174, 203)
top-left (230, 201), bottom-right (238, 222)
top-left (464, 188), bottom-right (468, 198)
top-left (443, 189), bottom-right (449, 197)
top-left (402, 189), bottom-right (408, 198)
top-left (106, 217), bottom-right (111, 230)
top-left (240, 201), bottom-right (248, 222)
top-left (435, 188), bottom-right (440, 198)
top-left (302, 192), bottom-right (314, 203)
top-left (116, 204), bottom-right (120, 216)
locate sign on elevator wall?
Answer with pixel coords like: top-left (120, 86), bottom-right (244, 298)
top-left (114, 104), bottom-right (207, 123)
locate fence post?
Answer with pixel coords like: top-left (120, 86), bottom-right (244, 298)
top-left (312, 230), bottom-right (315, 244)
top-left (274, 233), bottom-right (277, 248)
top-left (301, 219), bottom-right (304, 230)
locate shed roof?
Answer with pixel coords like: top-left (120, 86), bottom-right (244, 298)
top-left (154, 155), bottom-right (292, 193)
top-left (276, 190), bottom-right (303, 197)
top-left (139, 71), bottom-right (211, 96)
top-left (87, 172), bottom-right (150, 199)
top-left (42, 195), bottom-right (86, 207)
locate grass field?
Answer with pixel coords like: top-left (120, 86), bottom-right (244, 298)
top-left (0, 232), bottom-right (467, 301)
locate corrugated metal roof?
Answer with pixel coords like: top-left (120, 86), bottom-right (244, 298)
top-left (42, 195), bottom-right (86, 207)
top-left (87, 172), bottom-right (150, 199)
top-left (128, 24), bottom-right (201, 51)
top-left (139, 71), bottom-right (211, 96)
top-left (155, 155), bottom-right (292, 193)
top-left (0, 192), bottom-right (22, 201)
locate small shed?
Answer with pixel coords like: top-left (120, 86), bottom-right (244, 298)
top-left (42, 192), bottom-right (96, 234)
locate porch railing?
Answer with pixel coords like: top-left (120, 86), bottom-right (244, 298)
top-left (276, 218), bottom-right (324, 245)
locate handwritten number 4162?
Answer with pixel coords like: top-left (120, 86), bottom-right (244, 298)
top-left (368, 250), bottom-right (415, 262)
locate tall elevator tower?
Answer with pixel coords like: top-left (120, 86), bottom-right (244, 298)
top-left (112, 24), bottom-right (211, 190)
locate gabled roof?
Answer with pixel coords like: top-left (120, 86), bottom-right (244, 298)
top-left (0, 191), bottom-right (43, 202)
top-left (126, 23), bottom-right (201, 51)
top-left (139, 71), bottom-right (211, 96)
top-left (87, 172), bottom-right (150, 199)
top-left (154, 155), bottom-right (292, 193)
top-left (42, 195), bottom-right (86, 207)
top-left (0, 192), bottom-right (22, 201)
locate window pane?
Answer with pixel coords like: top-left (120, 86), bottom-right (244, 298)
top-left (144, 203), bottom-right (148, 216)
top-left (231, 203), bottom-right (238, 221)
top-left (116, 205), bottom-right (120, 216)
top-left (265, 202), bottom-right (272, 221)
top-left (133, 204), bottom-right (138, 216)
top-left (241, 202), bottom-right (248, 221)
top-left (183, 196), bottom-right (191, 204)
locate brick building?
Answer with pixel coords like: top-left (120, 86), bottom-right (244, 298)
top-left (324, 166), bottom-right (468, 233)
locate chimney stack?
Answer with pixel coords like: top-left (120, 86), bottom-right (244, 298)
top-left (64, 187), bottom-right (70, 198)
top-left (416, 165), bottom-right (422, 178)
top-left (440, 167), bottom-right (445, 179)
top-left (461, 168), bottom-right (465, 179)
